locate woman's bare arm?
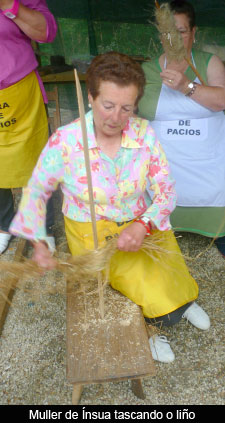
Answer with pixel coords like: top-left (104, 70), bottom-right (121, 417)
top-left (0, 0), bottom-right (47, 41)
top-left (160, 54), bottom-right (225, 112)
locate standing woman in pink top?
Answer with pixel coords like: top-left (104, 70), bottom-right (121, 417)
top-left (0, 0), bottom-right (57, 253)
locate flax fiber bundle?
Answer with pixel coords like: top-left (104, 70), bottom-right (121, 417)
top-left (0, 232), bottom-right (176, 300)
top-left (154, 2), bottom-right (186, 63)
top-left (154, 2), bottom-right (205, 84)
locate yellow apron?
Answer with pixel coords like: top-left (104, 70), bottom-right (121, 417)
top-left (0, 71), bottom-right (48, 188)
top-left (64, 217), bottom-right (198, 319)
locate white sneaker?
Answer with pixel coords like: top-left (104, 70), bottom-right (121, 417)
top-left (149, 335), bottom-right (175, 363)
top-left (0, 233), bottom-right (12, 254)
top-left (46, 236), bottom-right (56, 254)
top-left (182, 302), bottom-right (210, 330)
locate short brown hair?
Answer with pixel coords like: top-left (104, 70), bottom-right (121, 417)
top-left (86, 51), bottom-right (146, 106)
top-left (170, 0), bottom-right (196, 29)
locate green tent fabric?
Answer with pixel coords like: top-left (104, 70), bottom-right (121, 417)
top-left (42, 1), bottom-right (225, 111)
top-left (46, 0), bottom-right (225, 27)
top-left (42, 0), bottom-right (225, 62)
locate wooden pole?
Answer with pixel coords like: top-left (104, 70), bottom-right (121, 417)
top-left (185, 57), bottom-right (206, 86)
top-left (74, 69), bottom-right (98, 249)
top-left (74, 69), bottom-right (104, 318)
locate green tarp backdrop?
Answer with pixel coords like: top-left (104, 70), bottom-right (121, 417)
top-left (41, 0), bottom-right (225, 112)
top-left (43, 0), bottom-right (225, 62)
top-left (46, 0), bottom-right (225, 25)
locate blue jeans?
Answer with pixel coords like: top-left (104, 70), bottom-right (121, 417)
top-left (144, 301), bottom-right (192, 327)
top-left (214, 236), bottom-right (225, 256)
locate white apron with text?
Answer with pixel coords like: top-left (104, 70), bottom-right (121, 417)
top-left (150, 69), bottom-right (225, 207)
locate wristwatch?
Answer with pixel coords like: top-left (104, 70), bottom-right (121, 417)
top-left (185, 81), bottom-right (197, 97)
top-left (135, 215), bottom-right (152, 235)
top-left (187, 82), bottom-right (194, 91)
top-left (137, 216), bottom-right (149, 225)
top-left (2, 0), bottom-right (19, 19)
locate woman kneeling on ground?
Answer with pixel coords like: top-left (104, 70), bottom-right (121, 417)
top-left (9, 52), bottom-right (210, 363)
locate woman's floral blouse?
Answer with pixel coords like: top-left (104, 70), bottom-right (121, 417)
top-left (10, 111), bottom-right (177, 244)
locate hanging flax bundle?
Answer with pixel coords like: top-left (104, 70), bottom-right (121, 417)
top-left (154, 1), bottom-right (205, 84)
top-left (154, 2), bottom-right (186, 63)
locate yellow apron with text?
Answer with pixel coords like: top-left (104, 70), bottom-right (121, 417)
top-left (64, 217), bottom-right (198, 318)
top-left (0, 71), bottom-right (48, 188)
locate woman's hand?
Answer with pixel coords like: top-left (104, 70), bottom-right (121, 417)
top-left (160, 55), bottom-right (225, 111)
top-left (117, 222), bottom-right (147, 252)
top-left (32, 241), bottom-right (57, 270)
top-left (160, 69), bottom-right (189, 93)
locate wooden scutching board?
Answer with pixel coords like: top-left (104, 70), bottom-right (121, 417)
top-left (0, 238), bottom-right (27, 334)
top-left (67, 282), bottom-right (155, 386)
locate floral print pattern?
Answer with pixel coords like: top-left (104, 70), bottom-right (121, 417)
top-left (10, 111), bottom-right (177, 243)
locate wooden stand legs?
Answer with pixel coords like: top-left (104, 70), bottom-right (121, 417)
top-left (72, 378), bottom-right (145, 404)
top-left (72, 384), bottom-right (83, 405)
top-left (131, 378), bottom-right (145, 400)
